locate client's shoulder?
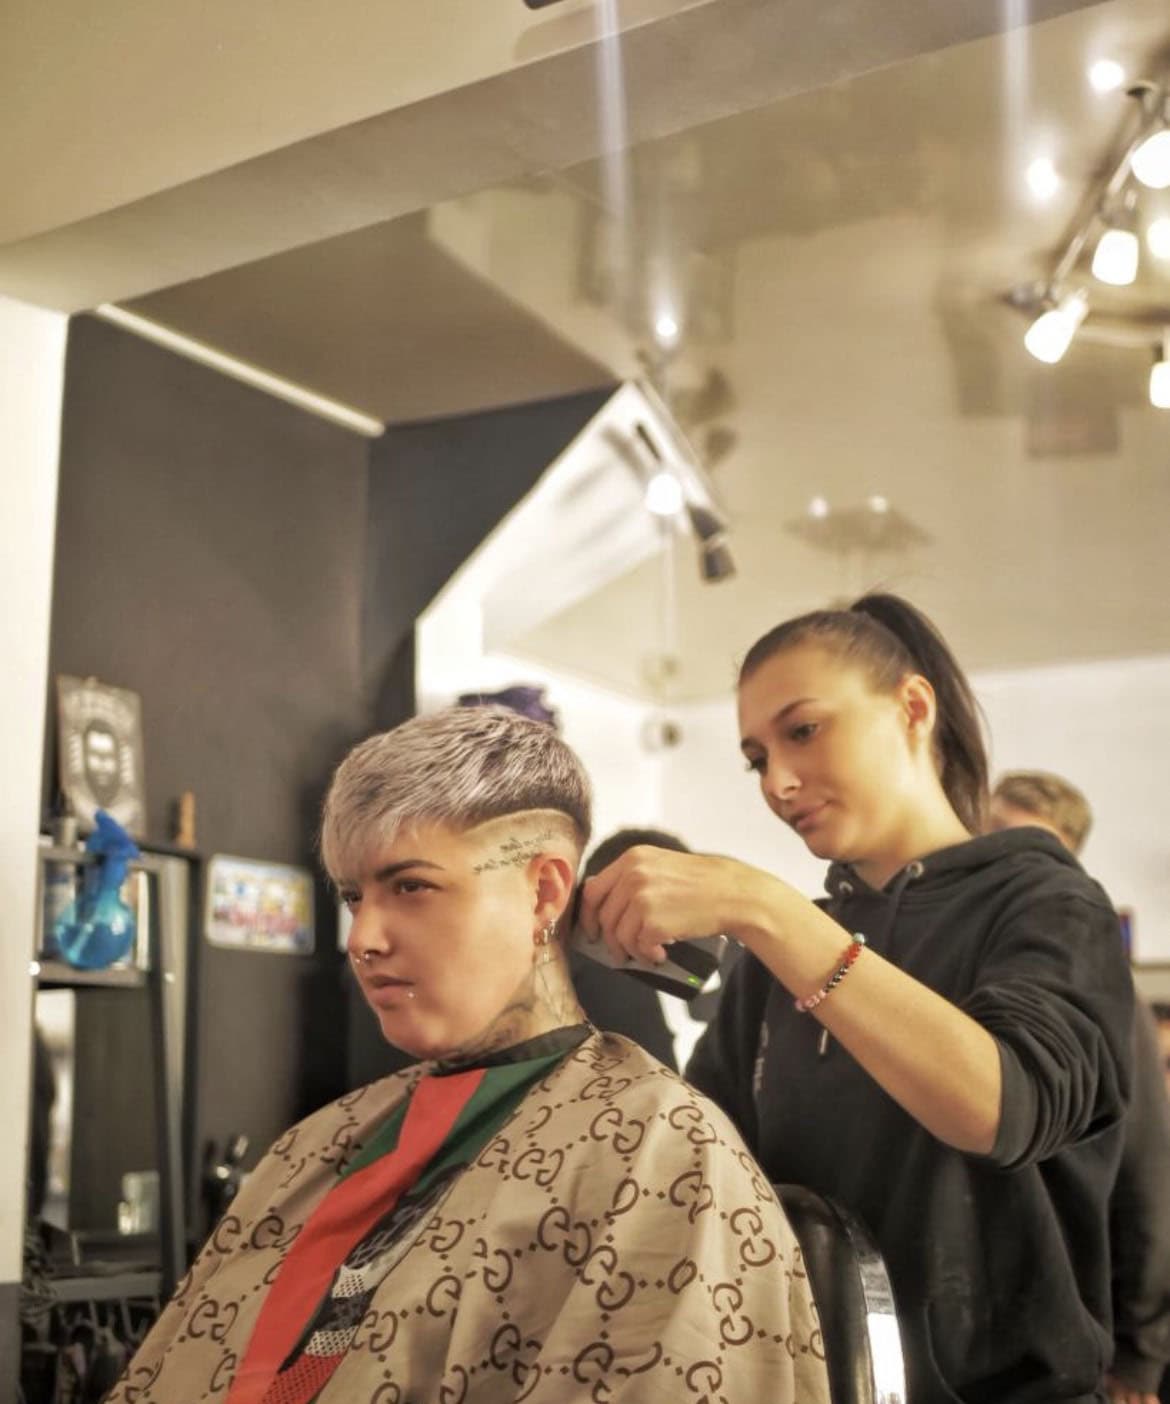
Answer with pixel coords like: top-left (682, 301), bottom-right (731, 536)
top-left (554, 1030), bottom-right (764, 1163)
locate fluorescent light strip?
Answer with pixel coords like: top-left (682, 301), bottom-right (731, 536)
top-left (95, 304), bottom-right (385, 438)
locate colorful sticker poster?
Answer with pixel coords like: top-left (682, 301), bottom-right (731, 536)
top-left (205, 856), bottom-right (315, 956)
top-left (56, 675), bottom-right (147, 837)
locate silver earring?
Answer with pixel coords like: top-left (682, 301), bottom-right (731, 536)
top-left (534, 921), bottom-right (556, 966)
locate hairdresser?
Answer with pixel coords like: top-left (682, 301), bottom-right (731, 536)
top-left (580, 594), bottom-right (1134, 1404)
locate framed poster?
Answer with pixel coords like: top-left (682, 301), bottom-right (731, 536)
top-left (206, 856), bottom-right (315, 956)
top-left (56, 675), bottom-right (146, 837)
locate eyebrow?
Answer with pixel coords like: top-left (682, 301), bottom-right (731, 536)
top-left (371, 859), bottom-right (446, 883)
top-left (739, 698), bottom-right (818, 752)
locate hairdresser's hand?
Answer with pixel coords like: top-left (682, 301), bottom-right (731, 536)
top-left (1103, 1373), bottom-right (1159, 1404)
top-left (579, 845), bottom-right (778, 967)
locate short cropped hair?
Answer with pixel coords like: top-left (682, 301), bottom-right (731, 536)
top-left (583, 828), bottom-right (689, 880)
top-left (320, 705), bottom-right (592, 881)
top-left (992, 771), bottom-right (1093, 855)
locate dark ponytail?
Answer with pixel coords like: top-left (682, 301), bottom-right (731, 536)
top-left (740, 593), bottom-right (988, 832)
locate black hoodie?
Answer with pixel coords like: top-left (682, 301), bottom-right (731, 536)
top-left (686, 828), bottom-right (1134, 1404)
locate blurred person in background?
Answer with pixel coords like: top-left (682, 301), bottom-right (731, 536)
top-left (991, 769), bottom-right (1170, 1404)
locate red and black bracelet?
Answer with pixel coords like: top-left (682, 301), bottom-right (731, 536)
top-left (794, 933), bottom-right (867, 1013)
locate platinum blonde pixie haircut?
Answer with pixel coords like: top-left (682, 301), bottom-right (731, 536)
top-left (320, 705), bottom-right (593, 881)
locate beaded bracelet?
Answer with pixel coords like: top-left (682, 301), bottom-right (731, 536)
top-left (794, 933), bottom-right (867, 1013)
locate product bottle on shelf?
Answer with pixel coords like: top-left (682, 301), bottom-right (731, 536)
top-left (54, 810), bottom-right (140, 971)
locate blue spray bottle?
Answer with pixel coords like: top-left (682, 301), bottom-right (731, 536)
top-left (53, 810), bottom-right (140, 970)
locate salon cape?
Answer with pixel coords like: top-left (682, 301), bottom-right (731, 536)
top-left (106, 1029), bottom-right (828, 1403)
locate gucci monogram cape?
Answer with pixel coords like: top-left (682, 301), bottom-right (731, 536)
top-left (108, 1031), bottom-right (828, 1404)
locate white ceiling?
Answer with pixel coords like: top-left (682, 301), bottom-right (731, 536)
top-left (3, 0), bottom-right (1168, 697)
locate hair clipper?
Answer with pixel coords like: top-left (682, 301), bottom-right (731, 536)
top-left (567, 886), bottom-right (727, 1001)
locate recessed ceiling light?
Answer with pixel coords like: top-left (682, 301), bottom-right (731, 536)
top-left (1025, 157), bottom-right (1061, 201)
top-left (1148, 217), bottom-right (1170, 260)
top-left (644, 470), bottom-right (684, 516)
top-left (1088, 59), bottom-right (1125, 94)
top-left (808, 496), bottom-right (830, 519)
top-left (654, 312), bottom-right (680, 345)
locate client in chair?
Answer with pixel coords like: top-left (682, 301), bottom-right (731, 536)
top-left (107, 705), bottom-right (827, 1404)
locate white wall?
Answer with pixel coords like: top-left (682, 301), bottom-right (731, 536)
top-left (977, 655), bottom-right (1170, 966)
top-left (0, 296), bottom-right (68, 1286)
top-left (660, 696), bottom-right (830, 896)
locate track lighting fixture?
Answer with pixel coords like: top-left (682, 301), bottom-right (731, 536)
top-left (1010, 76), bottom-right (1170, 402)
top-left (626, 383), bottom-right (736, 585)
top-left (1131, 127), bottom-right (1170, 190)
top-left (1148, 217), bottom-right (1170, 260)
top-left (1091, 222), bottom-right (1139, 286)
top-left (1024, 290), bottom-right (1088, 364)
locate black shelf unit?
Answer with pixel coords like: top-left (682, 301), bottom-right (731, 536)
top-left (28, 843), bottom-right (191, 1298)
top-left (35, 959), bottom-right (145, 990)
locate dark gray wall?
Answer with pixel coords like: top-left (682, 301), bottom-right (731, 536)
top-left (48, 316), bottom-right (371, 1227)
top-left (46, 314), bottom-right (614, 1236)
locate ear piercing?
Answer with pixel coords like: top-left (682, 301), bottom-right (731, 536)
top-left (534, 920), bottom-right (557, 966)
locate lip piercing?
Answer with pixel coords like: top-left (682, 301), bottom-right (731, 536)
top-left (354, 951), bottom-right (416, 999)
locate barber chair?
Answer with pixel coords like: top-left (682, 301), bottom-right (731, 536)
top-left (774, 1183), bottom-right (906, 1404)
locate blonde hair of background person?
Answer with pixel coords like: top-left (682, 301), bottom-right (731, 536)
top-left (105, 705), bottom-right (828, 1404)
top-left (990, 769), bottom-right (1093, 854)
top-left (580, 593), bottom-right (1134, 1404)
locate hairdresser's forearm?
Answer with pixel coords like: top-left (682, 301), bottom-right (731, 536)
top-left (733, 878), bottom-right (1002, 1155)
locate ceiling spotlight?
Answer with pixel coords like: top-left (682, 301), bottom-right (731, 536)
top-left (867, 494), bottom-right (890, 514)
top-left (654, 312), bottom-right (680, 345)
top-left (1131, 128), bottom-right (1170, 190)
top-left (644, 470), bottom-right (684, 516)
top-left (1147, 216), bottom-right (1170, 260)
top-left (1088, 59), bottom-right (1126, 94)
top-left (1151, 333), bottom-right (1170, 409)
top-left (1024, 290), bottom-right (1089, 364)
top-left (807, 495), bottom-right (830, 519)
top-left (1025, 157), bottom-right (1061, 201)
top-left (684, 504), bottom-right (736, 583)
top-left (1091, 225), bottom-right (1139, 285)
top-left (699, 538), bottom-right (736, 583)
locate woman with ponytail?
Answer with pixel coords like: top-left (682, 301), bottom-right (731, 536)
top-left (582, 593), bottom-right (1134, 1404)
